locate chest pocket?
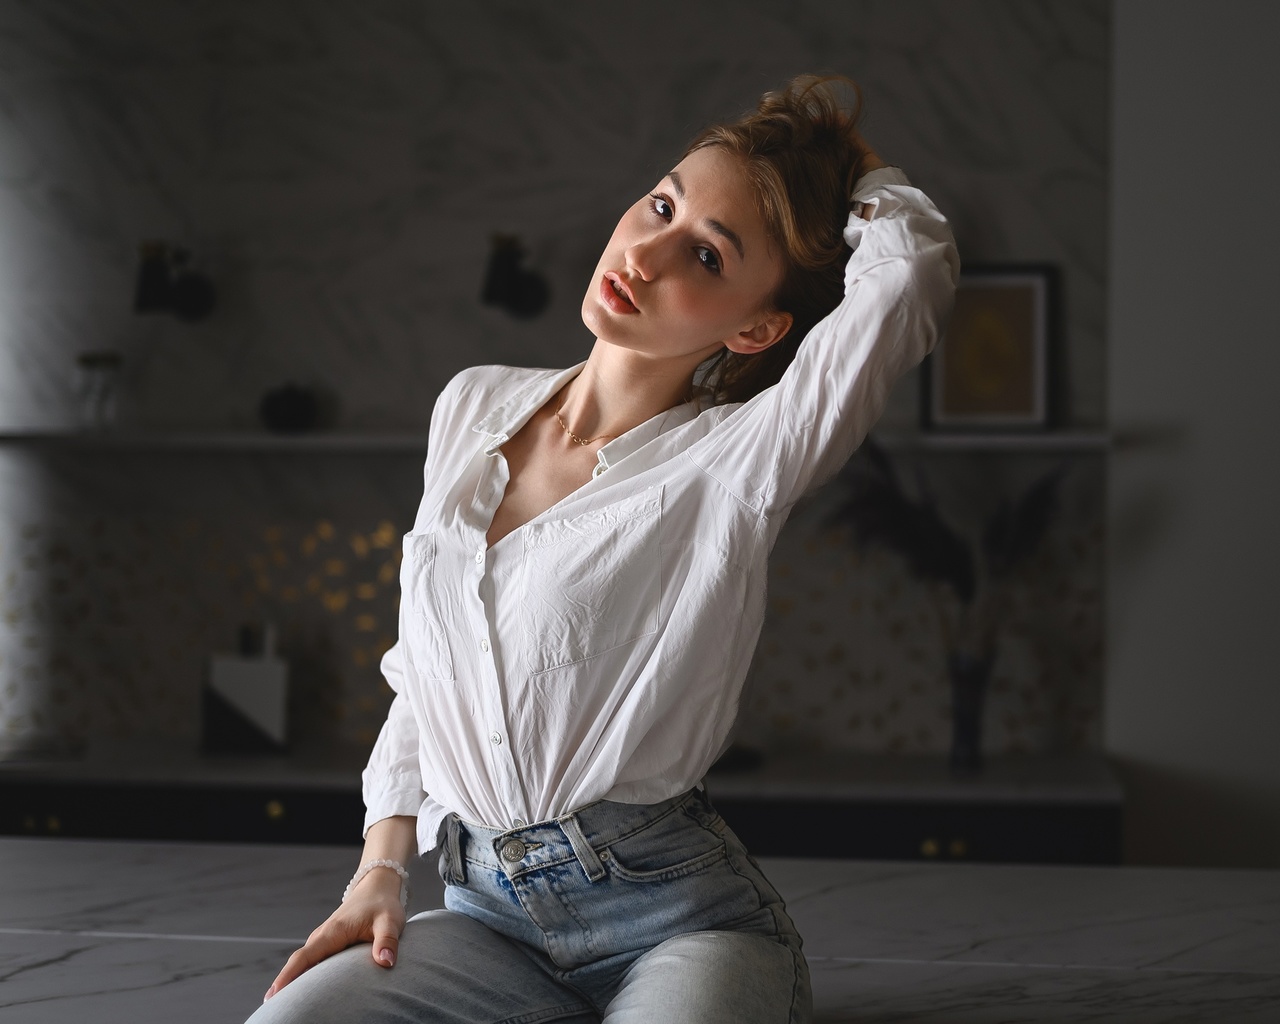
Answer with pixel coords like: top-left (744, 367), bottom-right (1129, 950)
top-left (520, 488), bottom-right (664, 674)
top-left (400, 532), bottom-right (455, 681)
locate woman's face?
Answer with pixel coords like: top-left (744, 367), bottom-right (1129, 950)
top-left (581, 146), bottom-right (790, 369)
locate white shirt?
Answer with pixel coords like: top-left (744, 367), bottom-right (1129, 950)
top-left (362, 168), bottom-right (959, 853)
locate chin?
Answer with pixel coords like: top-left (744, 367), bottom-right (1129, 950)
top-left (580, 297), bottom-right (614, 342)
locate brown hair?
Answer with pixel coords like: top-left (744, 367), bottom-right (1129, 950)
top-left (687, 74), bottom-right (869, 405)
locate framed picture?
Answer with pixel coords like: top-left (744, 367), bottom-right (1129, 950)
top-left (922, 264), bottom-right (1058, 431)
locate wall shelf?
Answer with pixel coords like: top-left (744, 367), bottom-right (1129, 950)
top-left (0, 428), bottom-right (1109, 455)
top-left (0, 430), bottom-right (429, 453)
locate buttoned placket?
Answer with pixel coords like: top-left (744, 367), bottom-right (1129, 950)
top-left (470, 442), bottom-right (530, 828)
top-left (445, 371), bottom-right (705, 832)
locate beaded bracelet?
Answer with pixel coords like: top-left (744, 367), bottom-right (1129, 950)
top-left (343, 858), bottom-right (411, 910)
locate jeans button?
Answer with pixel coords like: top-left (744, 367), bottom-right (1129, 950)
top-left (500, 839), bottom-right (527, 862)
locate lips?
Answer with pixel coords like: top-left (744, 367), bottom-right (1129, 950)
top-left (601, 273), bottom-right (639, 314)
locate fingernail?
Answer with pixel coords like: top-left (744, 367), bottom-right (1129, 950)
top-left (263, 986), bottom-right (275, 1002)
top-left (377, 948), bottom-right (395, 967)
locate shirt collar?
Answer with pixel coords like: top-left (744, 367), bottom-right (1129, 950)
top-left (472, 363), bottom-right (584, 456)
top-left (471, 362), bottom-right (703, 475)
top-left (593, 395), bottom-right (701, 474)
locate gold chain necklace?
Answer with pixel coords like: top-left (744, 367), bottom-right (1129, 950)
top-left (555, 392), bottom-right (617, 446)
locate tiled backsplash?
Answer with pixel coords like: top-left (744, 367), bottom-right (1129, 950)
top-left (741, 452), bottom-right (1103, 755)
top-left (0, 447), bottom-right (1103, 757)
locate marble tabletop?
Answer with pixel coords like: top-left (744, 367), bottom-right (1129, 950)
top-left (1, 837), bottom-right (1277, 1023)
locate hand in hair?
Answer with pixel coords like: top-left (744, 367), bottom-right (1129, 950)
top-left (856, 136), bottom-right (887, 175)
top-left (850, 134), bottom-right (886, 221)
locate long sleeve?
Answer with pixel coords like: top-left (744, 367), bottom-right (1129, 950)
top-left (359, 371), bottom-right (473, 842)
top-left (359, 639), bottom-right (427, 835)
top-left (687, 167), bottom-right (959, 516)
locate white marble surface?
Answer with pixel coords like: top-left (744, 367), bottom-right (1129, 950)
top-left (2, 837), bottom-right (1277, 1023)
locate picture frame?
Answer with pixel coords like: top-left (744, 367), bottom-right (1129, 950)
top-left (921, 264), bottom-right (1059, 431)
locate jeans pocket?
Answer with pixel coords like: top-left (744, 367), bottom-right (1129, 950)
top-left (604, 841), bottom-right (727, 882)
top-left (555, 801), bottom-right (781, 962)
top-left (601, 804), bottom-right (728, 883)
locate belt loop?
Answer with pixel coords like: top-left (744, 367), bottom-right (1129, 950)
top-left (442, 813), bottom-right (468, 885)
top-left (557, 812), bottom-right (606, 883)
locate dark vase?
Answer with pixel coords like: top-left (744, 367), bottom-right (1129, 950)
top-left (948, 649), bottom-right (992, 774)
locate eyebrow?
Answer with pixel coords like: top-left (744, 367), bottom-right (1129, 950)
top-left (667, 170), bottom-right (746, 262)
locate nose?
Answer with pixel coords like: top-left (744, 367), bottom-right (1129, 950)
top-left (624, 232), bottom-right (666, 282)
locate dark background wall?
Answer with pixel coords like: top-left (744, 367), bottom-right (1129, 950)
top-left (0, 1), bottom-right (1108, 432)
top-left (0, 4), bottom-right (1111, 819)
top-left (1106, 0), bottom-right (1280, 867)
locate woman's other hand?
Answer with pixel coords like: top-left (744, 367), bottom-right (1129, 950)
top-left (264, 855), bottom-right (410, 1000)
top-left (851, 134), bottom-right (888, 221)
top-left (855, 132), bottom-right (887, 175)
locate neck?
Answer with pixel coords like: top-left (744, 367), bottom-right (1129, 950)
top-left (555, 342), bottom-right (704, 444)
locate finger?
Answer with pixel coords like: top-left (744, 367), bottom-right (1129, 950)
top-left (265, 946), bottom-right (321, 1000)
top-left (371, 912), bottom-right (403, 969)
top-left (264, 931), bottom-right (345, 1000)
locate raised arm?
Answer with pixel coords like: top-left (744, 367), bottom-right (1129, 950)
top-left (687, 158), bottom-right (958, 517)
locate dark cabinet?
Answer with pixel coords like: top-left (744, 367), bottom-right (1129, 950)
top-left (1, 778), bottom-right (365, 845)
top-left (1, 750), bottom-right (1122, 863)
top-left (711, 795), bottom-right (1120, 864)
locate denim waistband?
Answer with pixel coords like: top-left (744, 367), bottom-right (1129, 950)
top-left (441, 789), bottom-right (706, 887)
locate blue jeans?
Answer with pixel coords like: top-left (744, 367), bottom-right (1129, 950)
top-left (249, 789), bottom-right (811, 1023)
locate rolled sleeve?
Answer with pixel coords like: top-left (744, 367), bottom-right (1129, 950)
top-left (360, 643), bottom-right (427, 835)
top-left (688, 167), bottom-right (959, 516)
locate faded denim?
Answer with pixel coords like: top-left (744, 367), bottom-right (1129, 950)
top-left (248, 789), bottom-right (811, 1023)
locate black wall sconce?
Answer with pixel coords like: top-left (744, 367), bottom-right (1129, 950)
top-left (481, 234), bottom-right (550, 319)
top-left (133, 241), bottom-right (217, 322)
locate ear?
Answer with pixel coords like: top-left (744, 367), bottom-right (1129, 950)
top-left (725, 309), bottom-right (793, 356)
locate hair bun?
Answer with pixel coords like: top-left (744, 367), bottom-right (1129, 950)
top-left (684, 74), bottom-right (867, 405)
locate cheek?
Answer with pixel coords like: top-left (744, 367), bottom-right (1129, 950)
top-left (606, 203), bottom-right (647, 250)
top-left (668, 281), bottom-right (761, 334)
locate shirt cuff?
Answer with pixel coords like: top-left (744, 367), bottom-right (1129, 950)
top-left (845, 166), bottom-right (917, 240)
top-left (851, 165), bottom-right (911, 199)
top-left (361, 770), bottom-right (427, 837)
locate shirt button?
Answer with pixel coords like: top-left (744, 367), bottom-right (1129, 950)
top-left (475, 549), bottom-right (484, 564)
top-left (512, 818), bottom-right (526, 828)
top-left (500, 839), bottom-right (527, 862)
top-left (490, 731), bottom-right (502, 746)
top-left (480, 638), bottom-right (490, 653)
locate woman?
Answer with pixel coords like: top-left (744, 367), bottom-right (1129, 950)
top-left (251, 74), bottom-right (957, 1023)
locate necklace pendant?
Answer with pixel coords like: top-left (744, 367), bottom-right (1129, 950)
top-left (555, 399), bottom-right (611, 447)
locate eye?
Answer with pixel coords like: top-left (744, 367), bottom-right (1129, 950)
top-left (648, 193), bottom-right (672, 221)
top-left (695, 246), bottom-right (721, 275)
